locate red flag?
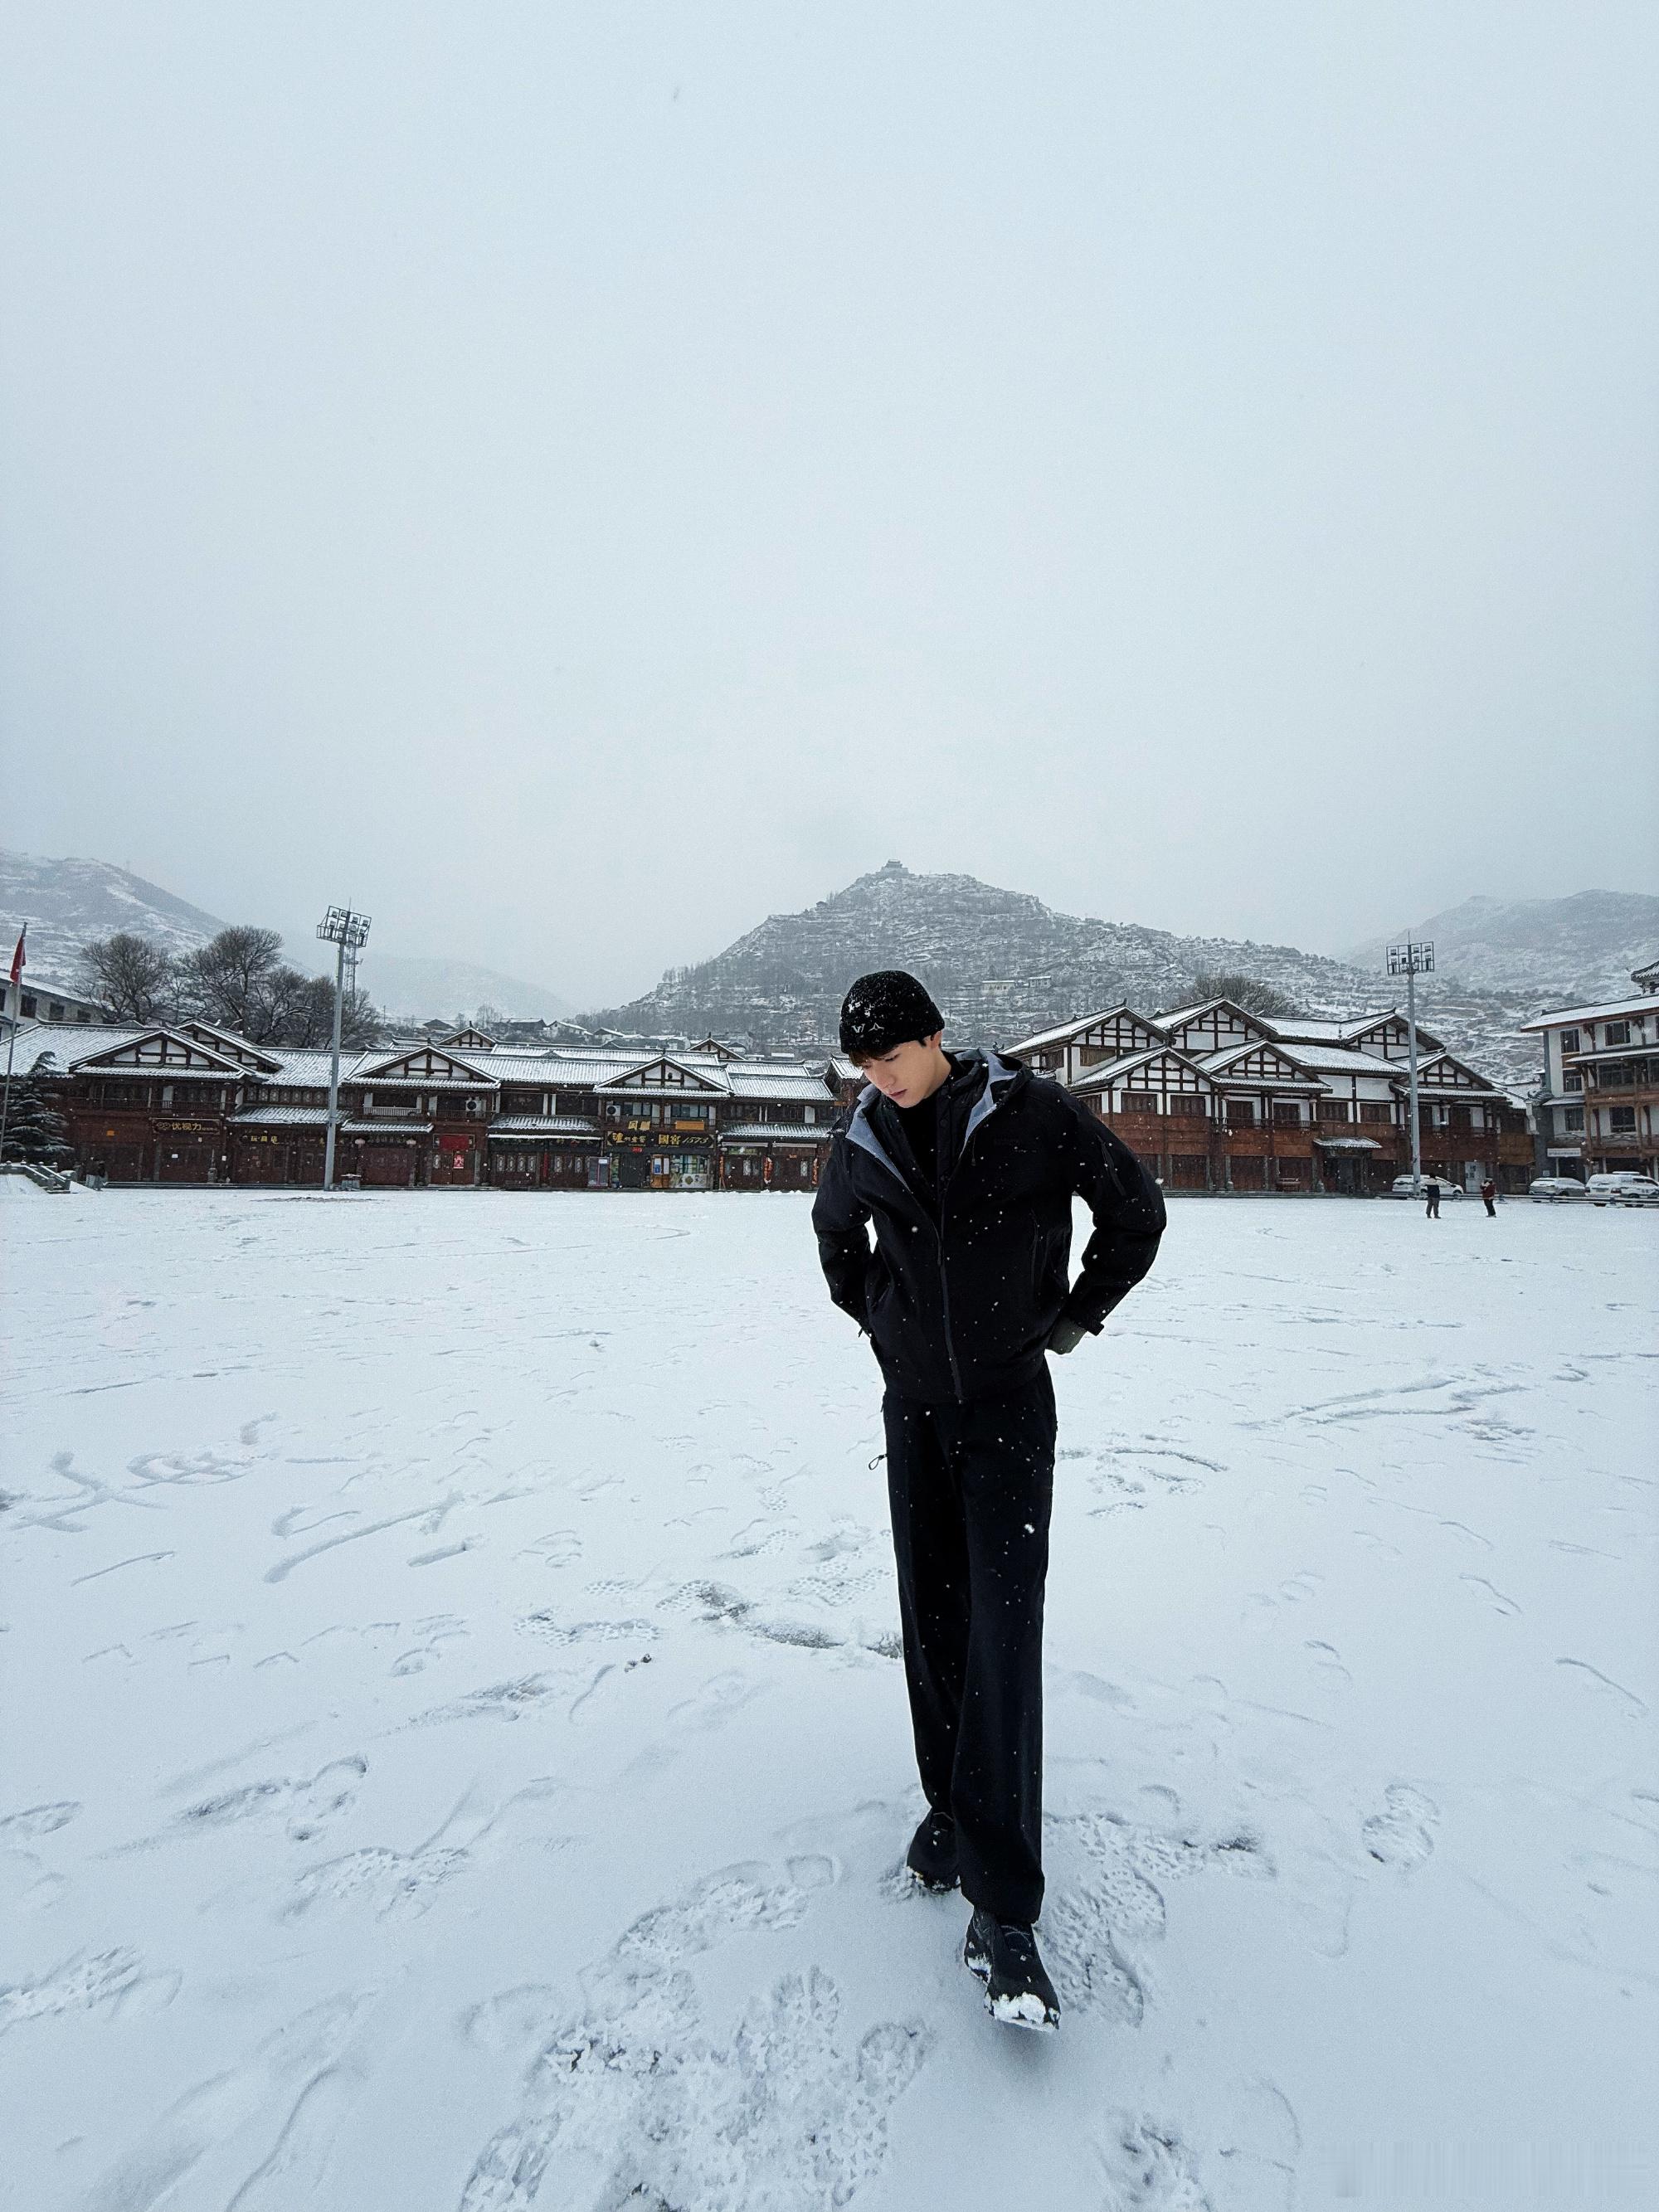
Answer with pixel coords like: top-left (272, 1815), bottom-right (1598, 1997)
top-left (7, 926), bottom-right (22, 986)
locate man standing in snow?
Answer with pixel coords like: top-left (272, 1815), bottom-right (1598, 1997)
top-left (811, 971), bottom-right (1165, 2031)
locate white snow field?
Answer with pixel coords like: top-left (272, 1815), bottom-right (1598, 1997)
top-left (4, 1184), bottom-right (1656, 2211)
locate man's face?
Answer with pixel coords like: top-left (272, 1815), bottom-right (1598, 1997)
top-left (858, 1031), bottom-right (947, 1106)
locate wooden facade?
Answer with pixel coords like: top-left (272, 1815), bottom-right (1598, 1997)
top-left (1012, 997), bottom-right (1532, 1194)
top-left (19, 1023), bottom-right (839, 1193)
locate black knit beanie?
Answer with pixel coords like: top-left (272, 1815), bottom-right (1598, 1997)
top-left (839, 970), bottom-right (944, 1061)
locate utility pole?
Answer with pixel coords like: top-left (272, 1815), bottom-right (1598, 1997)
top-left (317, 906), bottom-right (371, 1190)
top-left (1387, 937), bottom-right (1434, 1194)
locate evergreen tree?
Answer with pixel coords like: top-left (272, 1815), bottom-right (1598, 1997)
top-left (2, 1058), bottom-right (74, 1167)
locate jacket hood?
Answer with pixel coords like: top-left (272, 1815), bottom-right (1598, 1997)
top-left (846, 1048), bottom-right (1028, 1187)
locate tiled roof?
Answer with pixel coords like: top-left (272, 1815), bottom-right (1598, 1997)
top-left (1263, 1017), bottom-right (1350, 1043)
top-left (263, 1049), bottom-right (376, 1085)
top-left (726, 1069), bottom-right (835, 1101)
top-left (341, 1119), bottom-right (433, 1135)
top-left (1273, 1045), bottom-right (1400, 1078)
top-left (229, 1106), bottom-right (332, 1126)
top-left (1518, 994), bottom-right (1659, 1032)
top-left (487, 1116), bottom-right (599, 1138)
top-left (1006, 1008), bottom-right (1164, 1053)
top-left (718, 1122), bottom-right (830, 1144)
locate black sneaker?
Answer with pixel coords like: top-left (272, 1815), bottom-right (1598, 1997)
top-left (963, 1906), bottom-right (1061, 2032)
top-left (904, 1810), bottom-right (960, 1893)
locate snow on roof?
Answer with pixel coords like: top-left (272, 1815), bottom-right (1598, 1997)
top-left (1518, 994), bottom-right (1659, 1032)
top-left (1005, 1008), bottom-right (1163, 1053)
top-left (261, 1049), bottom-right (373, 1086)
top-left (1070, 1049), bottom-right (1192, 1091)
top-left (358, 1072), bottom-right (500, 1091)
top-left (718, 1123), bottom-right (829, 1143)
top-left (487, 1116), bottom-right (599, 1138)
top-left (1272, 1045), bottom-right (1401, 1077)
top-left (726, 1067), bottom-right (836, 1101)
top-left (1264, 1016), bottom-right (1349, 1042)
top-left (6, 1022), bottom-right (153, 1074)
top-left (229, 1106), bottom-right (333, 1127)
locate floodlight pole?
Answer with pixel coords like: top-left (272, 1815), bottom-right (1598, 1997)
top-left (317, 905), bottom-right (372, 1190)
top-left (1387, 938), bottom-right (1435, 1194)
top-left (0, 1010), bottom-right (17, 1169)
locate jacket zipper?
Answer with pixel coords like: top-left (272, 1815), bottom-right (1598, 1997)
top-left (936, 1121), bottom-right (980, 1404)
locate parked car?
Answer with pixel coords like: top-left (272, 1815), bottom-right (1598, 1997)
top-left (1608, 1177), bottom-right (1659, 1208)
top-left (1388, 1174), bottom-right (1464, 1200)
top-left (1529, 1176), bottom-right (1590, 1202)
top-left (1586, 1171), bottom-right (1657, 1207)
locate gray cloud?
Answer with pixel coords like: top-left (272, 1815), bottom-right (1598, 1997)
top-left (2, 1), bottom-right (1655, 1009)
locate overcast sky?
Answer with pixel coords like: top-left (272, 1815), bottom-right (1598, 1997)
top-left (2, 2), bottom-right (1655, 1008)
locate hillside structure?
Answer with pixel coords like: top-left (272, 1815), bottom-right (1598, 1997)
top-left (1008, 999), bottom-right (1532, 1195)
top-left (1520, 965), bottom-right (1659, 1182)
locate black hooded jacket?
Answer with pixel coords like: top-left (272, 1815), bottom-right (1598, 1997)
top-left (811, 1050), bottom-right (1165, 1403)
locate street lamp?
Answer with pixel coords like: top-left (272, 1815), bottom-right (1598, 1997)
top-left (1386, 938), bottom-right (1434, 1194)
top-left (317, 906), bottom-right (371, 1190)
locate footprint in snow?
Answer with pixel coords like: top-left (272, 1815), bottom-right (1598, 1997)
top-left (458, 1858), bottom-right (922, 2212)
top-left (1095, 2115), bottom-right (1216, 2210)
top-left (1362, 1785), bottom-right (1440, 1870)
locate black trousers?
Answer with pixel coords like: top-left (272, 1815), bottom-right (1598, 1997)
top-left (882, 1370), bottom-right (1057, 1923)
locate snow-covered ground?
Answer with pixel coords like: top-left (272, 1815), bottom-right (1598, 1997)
top-left (4, 1185), bottom-right (1656, 2211)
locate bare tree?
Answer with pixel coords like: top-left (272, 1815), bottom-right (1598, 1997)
top-left (174, 926), bottom-right (288, 1038)
top-left (77, 932), bottom-right (176, 1023)
top-left (277, 975), bottom-right (383, 1048)
top-left (163, 925), bottom-right (385, 1048)
top-left (1187, 970), bottom-right (1301, 1019)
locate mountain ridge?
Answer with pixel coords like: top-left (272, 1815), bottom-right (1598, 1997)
top-left (0, 850), bottom-right (575, 1021)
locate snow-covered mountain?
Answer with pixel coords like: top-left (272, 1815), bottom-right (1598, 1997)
top-left (1345, 892), bottom-right (1659, 1004)
top-left (0, 850), bottom-right (229, 984)
top-left (591, 863), bottom-right (1367, 1042)
top-left (0, 851), bottom-right (575, 1021)
top-left (588, 861), bottom-right (1564, 1091)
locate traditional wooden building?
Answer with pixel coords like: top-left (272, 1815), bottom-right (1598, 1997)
top-left (1010, 995), bottom-right (1531, 1194)
top-left (12, 1021), bottom-right (839, 1192)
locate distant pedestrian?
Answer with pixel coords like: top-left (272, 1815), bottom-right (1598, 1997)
top-left (1424, 1182), bottom-right (1441, 1218)
top-left (1481, 1179), bottom-right (1497, 1218)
